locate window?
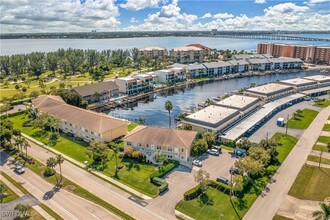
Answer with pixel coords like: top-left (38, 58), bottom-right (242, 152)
top-left (167, 155), bottom-right (173, 159)
top-left (181, 156), bottom-right (184, 159)
top-left (70, 123), bottom-right (72, 126)
top-left (146, 144), bottom-right (149, 148)
top-left (127, 142), bottom-right (132, 146)
top-left (64, 122), bottom-right (67, 125)
top-left (181, 148), bottom-right (184, 153)
top-left (167, 147), bottom-right (173, 152)
top-left (138, 143), bottom-right (142, 147)
top-left (91, 131), bottom-right (94, 135)
top-left (157, 146), bottom-right (161, 150)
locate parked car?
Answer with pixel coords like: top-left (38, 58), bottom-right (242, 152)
top-left (216, 177), bottom-right (231, 186)
top-left (192, 159), bottom-right (202, 167)
top-left (207, 148), bottom-right (220, 156)
top-left (14, 166), bottom-right (25, 174)
top-left (229, 167), bottom-right (241, 175)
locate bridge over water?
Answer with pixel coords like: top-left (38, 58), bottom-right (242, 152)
top-left (210, 34), bottom-right (330, 42)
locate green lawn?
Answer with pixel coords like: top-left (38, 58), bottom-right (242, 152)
top-left (0, 180), bottom-right (19, 203)
top-left (286, 109), bottom-right (318, 129)
top-left (271, 133), bottom-right (298, 164)
top-left (313, 99), bottom-right (330, 108)
top-left (318, 136), bottom-right (330, 145)
top-left (1, 172), bottom-right (29, 194)
top-left (39, 203), bottom-right (64, 220)
top-left (323, 124), bottom-right (330, 131)
top-left (128, 122), bottom-right (138, 132)
top-left (307, 155), bottom-right (330, 165)
top-left (176, 187), bottom-right (252, 220)
top-left (273, 215), bottom-right (294, 220)
top-left (288, 165), bottom-right (330, 201)
top-left (8, 114), bottom-right (159, 197)
top-left (313, 144), bottom-right (329, 152)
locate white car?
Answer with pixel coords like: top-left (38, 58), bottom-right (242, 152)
top-left (192, 159), bottom-right (202, 167)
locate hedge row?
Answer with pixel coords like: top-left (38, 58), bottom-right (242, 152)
top-left (151, 177), bottom-right (168, 194)
top-left (0, 110), bottom-right (27, 120)
top-left (150, 160), bottom-right (179, 179)
top-left (11, 98), bottom-right (32, 105)
top-left (183, 180), bottom-right (231, 200)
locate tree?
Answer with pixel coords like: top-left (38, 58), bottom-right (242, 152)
top-left (29, 91), bottom-right (39, 99)
top-left (33, 113), bottom-right (49, 131)
top-left (248, 147), bottom-right (271, 166)
top-left (0, 120), bottom-right (14, 147)
top-left (14, 203), bottom-right (32, 220)
top-left (14, 135), bottom-right (29, 155)
top-left (0, 183), bottom-right (6, 203)
top-left (191, 139), bottom-right (208, 157)
top-left (46, 52), bottom-right (59, 76)
top-left (165, 100), bottom-right (173, 128)
top-left (236, 138), bottom-right (256, 150)
top-left (194, 169), bottom-right (210, 195)
top-left (202, 132), bottom-right (215, 148)
top-left (124, 146), bottom-right (134, 157)
top-left (111, 144), bottom-right (120, 171)
top-left (313, 203), bottom-right (330, 220)
top-left (232, 175), bottom-right (244, 194)
top-left (47, 156), bottom-right (58, 185)
top-left (86, 141), bottom-right (109, 165)
top-left (235, 157), bottom-right (264, 181)
top-left (23, 140), bottom-right (31, 159)
top-left (55, 89), bottom-right (87, 108)
top-left (135, 117), bottom-right (146, 125)
top-left (0, 55), bottom-right (11, 75)
top-left (28, 52), bottom-right (45, 78)
top-left (56, 154), bottom-right (64, 184)
top-left (156, 151), bottom-right (168, 171)
top-left (204, 98), bottom-right (214, 106)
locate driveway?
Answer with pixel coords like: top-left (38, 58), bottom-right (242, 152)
top-left (249, 100), bottom-right (323, 143)
top-left (147, 149), bottom-right (236, 219)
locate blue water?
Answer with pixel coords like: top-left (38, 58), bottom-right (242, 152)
top-left (109, 71), bottom-right (327, 128)
top-left (1, 34), bottom-right (329, 55)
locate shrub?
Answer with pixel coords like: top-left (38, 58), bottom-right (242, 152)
top-left (43, 167), bottom-right (54, 177)
top-left (150, 160), bottom-right (179, 179)
top-left (22, 120), bottom-right (33, 127)
top-left (151, 177), bottom-right (168, 194)
top-left (183, 180), bottom-right (231, 200)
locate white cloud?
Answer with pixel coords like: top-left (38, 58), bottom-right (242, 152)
top-left (255, 0), bottom-right (266, 4)
top-left (120, 0), bottom-right (166, 11)
top-left (1, 0), bottom-right (120, 33)
top-left (127, 2), bottom-right (329, 31)
top-left (130, 17), bottom-right (138, 23)
top-left (304, 0), bottom-right (329, 6)
top-left (213, 13), bottom-right (235, 19)
top-left (201, 13), bottom-right (212, 19)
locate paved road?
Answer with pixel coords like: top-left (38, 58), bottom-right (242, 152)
top-left (249, 100), bottom-right (322, 143)
top-left (244, 105), bottom-right (330, 220)
top-left (19, 140), bottom-right (166, 220)
top-left (0, 152), bottom-right (121, 220)
top-left (147, 150), bottom-right (236, 219)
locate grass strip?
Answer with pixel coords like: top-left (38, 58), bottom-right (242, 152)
top-left (1, 172), bottom-right (29, 194)
top-left (39, 203), bottom-right (64, 220)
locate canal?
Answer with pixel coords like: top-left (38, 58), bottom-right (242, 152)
top-left (109, 71), bottom-right (326, 128)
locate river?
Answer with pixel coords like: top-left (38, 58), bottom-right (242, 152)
top-left (1, 34), bottom-right (329, 55)
top-left (109, 70), bottom-right (327, 128)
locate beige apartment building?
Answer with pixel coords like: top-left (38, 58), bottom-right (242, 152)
top-left (257, 43), bottom-right (330, 65)
top-left (32, 95), bottom-right (128, 142)
top-left (123, 126), bottom-right (197, 163)
top-left (138, 46), bottom-right (168, 58)
top-left (170, 44), bottom-right (210, 64)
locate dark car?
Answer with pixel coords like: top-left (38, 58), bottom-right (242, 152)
top-left (229, 167), bottom-right (241, 175)
top-left (216, 177), bottom-right (231, 186)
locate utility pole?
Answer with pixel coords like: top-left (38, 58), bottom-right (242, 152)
top-left (319, 149), bottom-right (323, 168)
top-left (285, 114), bottom-right (289, 136)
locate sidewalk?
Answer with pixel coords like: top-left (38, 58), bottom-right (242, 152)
top-left (310, 150), bottom-right (330, 159)
top-left (306, 161), bottom-right (330, 169)
top-left (21, 133), bottom-right (152, 200)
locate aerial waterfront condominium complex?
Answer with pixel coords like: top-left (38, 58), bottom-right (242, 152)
top-left (257, 43), bottom-right (330, 65)
top-left (170, 44), bottom-right (210, 64)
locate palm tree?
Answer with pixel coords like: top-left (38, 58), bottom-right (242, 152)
top-left (135, 117), bottom-right (146, 125)
top-left (14, 135), bottom-right (28, 155)
top-left (56, 154), bottom-right (64, 184)
top-left (165, 100), bottom-right (173, 128)
top-left (47, 157), bottom-right (58, 185)
top-left (313, 203), bottom-right (330, 220)
top-left (23, 141), bottom-right (31, 158)
top-left (112, 145), bottom-right (120, 171)
top-left (204, 98), bottom-right (214, 106)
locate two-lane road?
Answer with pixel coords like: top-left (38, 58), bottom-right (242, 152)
top-left (0, 151), bottom-right (121, 220)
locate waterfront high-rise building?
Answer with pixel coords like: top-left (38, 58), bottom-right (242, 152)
top-left (257, 43), bottom-right (330, 65)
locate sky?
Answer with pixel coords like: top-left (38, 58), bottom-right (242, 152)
top-left (1, 0), bottom-right (330, 33)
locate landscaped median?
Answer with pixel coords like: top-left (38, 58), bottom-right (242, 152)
top-left (6, 112), bottom-right (177, 198)
top-left (175, 133), bottom-right (298, 220)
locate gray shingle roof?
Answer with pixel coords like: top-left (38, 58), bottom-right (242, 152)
top-left (72, 81), bottom-right (119, 97)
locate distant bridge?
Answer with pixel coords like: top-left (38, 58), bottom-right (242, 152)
top-left (211, 34), bottom-right (330, 42)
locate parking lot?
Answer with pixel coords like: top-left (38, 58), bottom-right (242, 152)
top-left (147, 149), bottom-right (236, 219)
top-left (248, 100), bottom-right (323, 143)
